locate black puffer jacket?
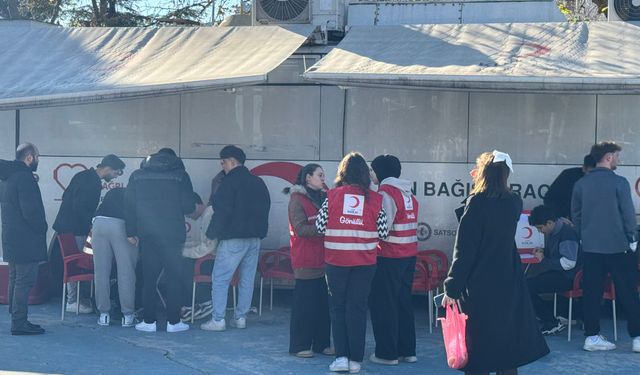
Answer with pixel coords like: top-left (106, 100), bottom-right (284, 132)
top-left (0, 160), bottom-right (48, 263)
top-left (207, 166), bottom-right (270, 241)
top-left (125, 152), bottom-right (195, 243)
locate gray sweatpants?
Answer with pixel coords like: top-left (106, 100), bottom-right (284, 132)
top-left (91, 217), bottom-right (139, 314)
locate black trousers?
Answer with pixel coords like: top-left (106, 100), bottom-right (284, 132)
top-left (8, 262), bottom-right (39, 328)
top-left (369, 256), bottom-right (416, 360)
top-left (326, 264), bottom-right (376, 362)
top-left (526, 271), bottom-right (573, 324)
top-left (289, 276), bottom-right (331, 354)
top-left (140, 237), bottom-right (184, 325)
top-left (583, 252), bottom-right (640, 337)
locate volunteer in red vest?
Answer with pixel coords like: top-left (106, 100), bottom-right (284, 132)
top-left (316, 152), bottom-right (389, 374)
top-left (285, 163), bottom-right (333, 358)
top-left (368, 154), bottom-right (419, 366)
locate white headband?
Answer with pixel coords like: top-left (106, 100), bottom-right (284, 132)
top-left (492, 150), bottom-right (514, 173)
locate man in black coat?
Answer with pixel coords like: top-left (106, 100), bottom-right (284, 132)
top-left (0, 143), bottom-right (47, 335)
top-left (52, 154), bottom-right (125, 313)
top-left (201, 145), bottom-right (270, 332)
top-left (125, 148), bottom-right (195, 333)
top-left (543, 154), bottom-right (595, 219)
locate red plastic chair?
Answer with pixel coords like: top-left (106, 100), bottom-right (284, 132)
top-left (190, 254), bottom-right (239, 323)
top-left (57, 233), bottom-right (94, 320)
top-left (561, 270), bottom-right (617, 342)
top-left (258, 247), bottom-right (294, 316)
top-left (412, 255), bottom-right (440, 333)
top-left (418, 249), bottom-right (448, 285)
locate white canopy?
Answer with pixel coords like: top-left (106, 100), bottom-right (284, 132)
top-left (0, 24), bottom-right (313, 109)
top-left (305, 22), bottom-right (640, 93)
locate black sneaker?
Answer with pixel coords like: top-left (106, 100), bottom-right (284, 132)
top-left (541, 320), bottom-right (567, 335)
top-left (11, 323), bottom-right (45, 335)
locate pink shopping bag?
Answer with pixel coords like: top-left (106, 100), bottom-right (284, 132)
top-left (438, 302), bottom-right (469, 369)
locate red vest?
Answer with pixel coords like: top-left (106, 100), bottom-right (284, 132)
top-left (324, 185), bottom-right (383, 266)
top-left (289, 193), bottom-right (325, 269)
top-left (377, 184), bottom-right (418, 258)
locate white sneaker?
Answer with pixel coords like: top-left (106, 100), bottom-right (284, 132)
top-left (583, 335), bottom-right (616, 351)
top-left (369, 354), bottom-right (398, 365)
top-left (348, 360), bottom-right (361, 374)
top-left (66, 302), bottom-right (93, 314)
top-left (97, 313), bottom-right (110, 326)
top-left (201, 319), bottom-right (226, 331)
top-left (399, 356), bottom-right (418, 363)
top-left (329, 357), bottom-right (349, 372)
top-left (135, 321), bottom-right (157, 332)
top-left (633, 337), bottom-right (640, 353)
top-left (233, 317), bottom-right (246, 329)
top-left (121, 314), bottom-right (136, 328)
top-left (167, 321), bottom-right (190, 333)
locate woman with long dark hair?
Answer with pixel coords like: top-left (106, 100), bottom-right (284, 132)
top-left (443, 151), bottom-right (549, 375)
top-left (316, 152), bottom-right (388, 374)
top-left (284, 163), bottom-right (333, 358)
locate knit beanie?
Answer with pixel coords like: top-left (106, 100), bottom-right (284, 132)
top-left (371, 154), bottom-right (401, 182)
top-left (219, 145), bottom-right (246, 164)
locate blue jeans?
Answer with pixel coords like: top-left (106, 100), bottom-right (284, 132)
top-left (211, 238), bottom-right (260, 320)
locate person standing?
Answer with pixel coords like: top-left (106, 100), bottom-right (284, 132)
top-left (543, 154), bottom-right (595, 219)
top-left (92, 187), bottom-right (139, 327)
top-left (443, 150), bottom-right (549, 375)
top-left (0, 143), bottom-right (47, 335)
top-left (368, 154), bottom-right (418, 366)
top-left (285, 163), bottom-right (333, 358)
top-left (316, 152), bottom-right (388, 374)
top-left (53, 154), bottom-right (125, 313)
top-left (125, 148), bottom-right (195, 333)
top-left (571, 141), bottom-right (640, 352)
top-left (201, 145), bottom-right (270, 332)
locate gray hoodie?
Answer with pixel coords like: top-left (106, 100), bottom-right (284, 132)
top-left (378, 177), bottom-right (414, 224)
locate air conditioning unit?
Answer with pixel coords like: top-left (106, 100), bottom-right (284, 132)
top-left (608, 0), bottom-right (640, 21)
top-left (252, 0), bottom-right (344, 31)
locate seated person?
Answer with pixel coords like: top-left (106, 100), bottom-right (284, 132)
top-left (527, 205), bottom-right (581, 335)
top-left (181, 193), bottom-right (216, 321)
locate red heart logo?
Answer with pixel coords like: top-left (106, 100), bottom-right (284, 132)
top-left (53, 163), bottom-right (88, 191)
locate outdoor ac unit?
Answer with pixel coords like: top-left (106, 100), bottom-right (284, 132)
top-left (254, 0), bottom-right (311, 24)
top-left (608, 0), bottom-right (640, 21)
top-left (253, 0), bottom-right (344, 30)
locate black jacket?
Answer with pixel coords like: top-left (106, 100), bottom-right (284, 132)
top-left (207, 166), bottom-right (270, 241)
top-left (52, 168), bottom-right (102, 236)
top-left (125, 152), bottom-right (195, 243)
top-left (445, 192), bottom-right (549, 372)
top-left (543, 167), bottom-right (584, 219)
top-left (0, 160), bottom-right (48, 263)
top-left (95, 187), bottom-right (126, 220)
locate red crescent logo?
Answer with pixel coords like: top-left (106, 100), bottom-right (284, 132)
top-left (185, 222), bottom-right (192, 233)
top-left (350, 196), bottom-right (360, 208)
top-left (635, 177), bottom-right (640, 197)
top-left (250, 162), bottom-right (303, 184)
top-left (53, 163), bottom-right (88, 191)
top-left (523, 227), bottom-right (533, 239)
